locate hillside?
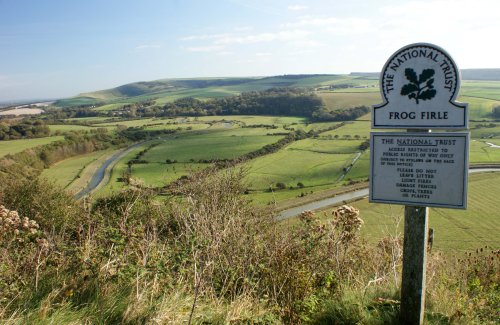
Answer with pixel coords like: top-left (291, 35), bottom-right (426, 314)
top-left (54, 70), bottom-right (500, 108)
top-left (53, 74), bottom-right (371, 107)
top-left (350, 69), bottom-right (500, 81)
top-left (461, 68), bottom-right (500, 80)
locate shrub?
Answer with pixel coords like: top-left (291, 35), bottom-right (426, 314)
top-left (275, 182), bottom-right (286, 190)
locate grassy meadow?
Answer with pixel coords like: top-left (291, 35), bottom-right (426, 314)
top-left (0, 136), bottom-right (65, 157)
top-left (348, 172), bottom-right (500, 252)
top-left (131, 130), bottom-right (284, 187)
top-left (40, 149), bottom-right (116, 194)
top-left (318, 92), bottom-right (381, 110)
top-left (48, 124), bottom-right (97, 132)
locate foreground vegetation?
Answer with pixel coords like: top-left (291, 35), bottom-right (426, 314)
top-left (0, 169), bottom-right (498, 324)
top-left (1, 74), bottom-right (499, 323)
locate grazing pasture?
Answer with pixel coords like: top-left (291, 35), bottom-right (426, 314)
top-left (40, 150), bottom-right (113, 191)
top-left (0, 136), bottom-right (65, 157)
top-left (350, 172), bottom-right (500, 251)
top-left (318, 92), bottom-right (381, 110)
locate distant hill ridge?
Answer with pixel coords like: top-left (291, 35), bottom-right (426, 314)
top-left (55, 70), bottom-right (500, 107)
top-left (351, 69), bottom-right (500, 81)
top-left (75, 74), bottom-right (342, 101)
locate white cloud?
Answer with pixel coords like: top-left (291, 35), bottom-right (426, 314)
top-left (180, 33), bottom-right (232, 41)
top-left (216, 51), bottom-right (234, 56)
top-left (288, 4), bottom-right (308, 11)
top-left (233, 26), bottom-right (254, 32)
top-left (135, 44), bottom-right (161, 50)
top-left (283, 16), bottom-right (372, 34)
top-left (184, 45), bottom-right (225, 52)
top-left (213, 30), bottom-right (310, 45)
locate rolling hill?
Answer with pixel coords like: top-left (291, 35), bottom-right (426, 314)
top-left (53, 74), bottom-right (370, 107)
top-left (53, 70), bottom-right (500, 108)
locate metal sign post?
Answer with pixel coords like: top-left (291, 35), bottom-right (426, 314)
top-left (370, 43), bottom-right (469, 325)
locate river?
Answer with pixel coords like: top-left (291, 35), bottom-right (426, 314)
top-left (74, 141), bottom-right (147, 199)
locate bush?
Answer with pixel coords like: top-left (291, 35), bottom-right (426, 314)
top-left (492, 105), bottom-right (500, 118)
top-left (275, 182), bottom-right (286, 190)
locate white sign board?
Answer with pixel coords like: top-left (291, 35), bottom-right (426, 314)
top-left (370, 132), bottom-right (469, 208)
top-left (372, 43), bottom-right (468, 129)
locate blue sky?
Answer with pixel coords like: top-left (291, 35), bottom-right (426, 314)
top-left (1, 0), bottom-right (499, 101)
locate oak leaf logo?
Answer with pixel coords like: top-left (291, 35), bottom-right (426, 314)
top-left (400, 68), bottom-right (436, 104)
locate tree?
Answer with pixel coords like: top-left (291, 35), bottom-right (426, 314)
top-left (401, 68), bottom-right (436, 104)
top-left (275, 182), bottom-right (286, 190)
top-left (492, 106), bottom-right (500, 119)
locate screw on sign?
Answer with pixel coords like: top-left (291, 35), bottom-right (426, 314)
top-left (370, 43), bottom-right (469, 325)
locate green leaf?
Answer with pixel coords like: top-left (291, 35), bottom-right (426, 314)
top-left (419, 69), bottom-right (435, 83)
top-left (405, 68), bottom-right (418, 83)
top-left (401, 83), bottom-right (418, 96)
top-left (418, 89), bottom-right (436, 101)
top-left (426, 78), bottom-right (435, 88)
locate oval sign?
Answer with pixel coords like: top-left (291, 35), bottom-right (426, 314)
top-left (372, 43), bottom-right (468, 129)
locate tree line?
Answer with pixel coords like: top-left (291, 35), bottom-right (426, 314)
top-left (132, 88), bottom-right (369, 122)
top-left (41, 88), bottom-right (370, 123)
top-left (0, 120), bottom-right (50, 140)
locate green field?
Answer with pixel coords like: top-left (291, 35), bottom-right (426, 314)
top-left (97, 144), bottom-right (155, 195)
top-left (48, 124), bottom-right (96, 132)
top-left (93, 103), bottom-right (124, 111)
top-left (143, 132), bottom-right (283, 163)
top-left (65, 116), bottom-right (113, 123)
top-left (190, 115), bottom-right (307, 126)
top-left (470, 122), bottom-right (500, 138)
top-left (321, 121), bottom-right (372, 138)
top-left (469, 140), bottom-right (500, 163)
top-left (318, 92), bottom-right (381, 110)
top-left (244, 140), bottom-right (358, 190)
top-left (348, 172), bottom-right (500, 252)
top-left (0, 136), bottom-right (65, 157)
top-left (458, 96), bottom-right (500, 120)
top-left (95, 118), bottom-right (166, 128)
top-left (460, 80), bottom-right (500, 100)
top-left (130, 130), bottom-right (284, 187)
top-left (40, 150), bottom-right (111, 190)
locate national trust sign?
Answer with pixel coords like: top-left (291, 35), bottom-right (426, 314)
top-left (372, 43), bottom-right (468, 129)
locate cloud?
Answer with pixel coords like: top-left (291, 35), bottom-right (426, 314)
top-left (135, 44), bottom-right (161, 50)
top-left (179, 28), bottom-right (311, 56)
top-left (233, 26), bottom-right (254, 32)
top-left (216, 51), bottom-right (234, 56)
top-left (283, 16), bottom-right (372, 34)
top-left (184, 45), bottom-right (225, 52)
top-left (288, 4), bottom-right (308, 11)
top-left (213, 30), bottom-right (310, 45)
top-left (180, 33), bottom-right (231, 41)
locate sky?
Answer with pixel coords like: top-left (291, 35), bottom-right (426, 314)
top-left (1, 0), bottom-right (499, 102)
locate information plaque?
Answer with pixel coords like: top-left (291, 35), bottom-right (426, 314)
top-left (372, 43), bottom-right (468, 129)
top-left (370, 132), bottom-right (469, 208)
